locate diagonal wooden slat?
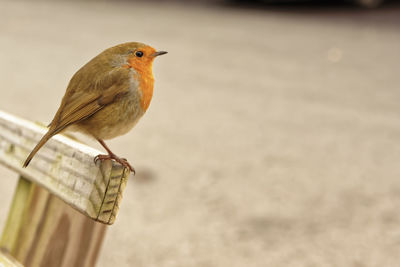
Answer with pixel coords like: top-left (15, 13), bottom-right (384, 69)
top-left (0, 248), bottom-right (23, 267)
top-left (0, 110), bottom-right (131, 225)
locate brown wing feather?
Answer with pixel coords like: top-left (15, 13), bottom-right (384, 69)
top-left (24, 66), bottom-right (131, 168)
top-left (49, 67), bottom-right (130, 132)
top-left (49, 93), bottom-right (101, 133)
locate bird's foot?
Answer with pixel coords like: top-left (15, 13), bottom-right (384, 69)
top-left (94, 153), bottom-right (135, 174)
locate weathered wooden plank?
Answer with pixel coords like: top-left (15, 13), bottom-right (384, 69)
top-left (0, 110), bottom-right (131, 224)
top-left (1, 176), bottom-right (106, 267)
top-left (0, 178), bottom-right (31, 253)
top-left (0, 248), bottom-right (23, 267)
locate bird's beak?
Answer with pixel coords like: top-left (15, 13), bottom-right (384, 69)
top-left (152, 51), bottom-right (168, 57)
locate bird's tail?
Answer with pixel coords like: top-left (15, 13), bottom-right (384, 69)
top-left (23, 130), bottom-right (56, 168)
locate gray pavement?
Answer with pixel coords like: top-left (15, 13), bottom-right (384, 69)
top-left (0, 1), bottom-right (400, 266)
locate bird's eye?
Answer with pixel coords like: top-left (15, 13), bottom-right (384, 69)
top-left (135, 51), bottom-right (144, 57)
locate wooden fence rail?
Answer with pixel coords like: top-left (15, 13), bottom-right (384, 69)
top-left (0, 110), bottom-right (131, 267)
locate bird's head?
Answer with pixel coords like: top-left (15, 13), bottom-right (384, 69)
top-left (108, 42), bottom-right (167, 74)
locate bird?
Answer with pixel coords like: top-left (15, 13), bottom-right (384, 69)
top-left (23, 42), bottom-right (167, 173)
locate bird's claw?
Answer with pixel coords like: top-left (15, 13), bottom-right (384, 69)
top-left (94, 154), bottom-right (135, 175)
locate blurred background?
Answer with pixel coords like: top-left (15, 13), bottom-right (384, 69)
top-left (0, 0), bottom-right (400, 266)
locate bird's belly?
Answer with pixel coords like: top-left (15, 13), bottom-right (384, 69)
top-left (76, 93), bottom-right (144, 140)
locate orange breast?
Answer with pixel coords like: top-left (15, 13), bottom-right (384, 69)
top-left (137, 72), bottom-right (154, 111)
top-left (125, 57), bottom-right (155, 112)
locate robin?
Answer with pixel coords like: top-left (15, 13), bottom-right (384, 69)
top-left (23, 42), bottom-right (167, 173)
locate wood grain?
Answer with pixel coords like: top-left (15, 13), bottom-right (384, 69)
top-left (0, 248), bottom-right (23, 267)
top-left (1, 177), bottom-right (106, 267)
top-left (0, 110), bottom-right (131, 224)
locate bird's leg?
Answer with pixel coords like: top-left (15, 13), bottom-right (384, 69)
top-left (94, 139), bottom-right (135, 174)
